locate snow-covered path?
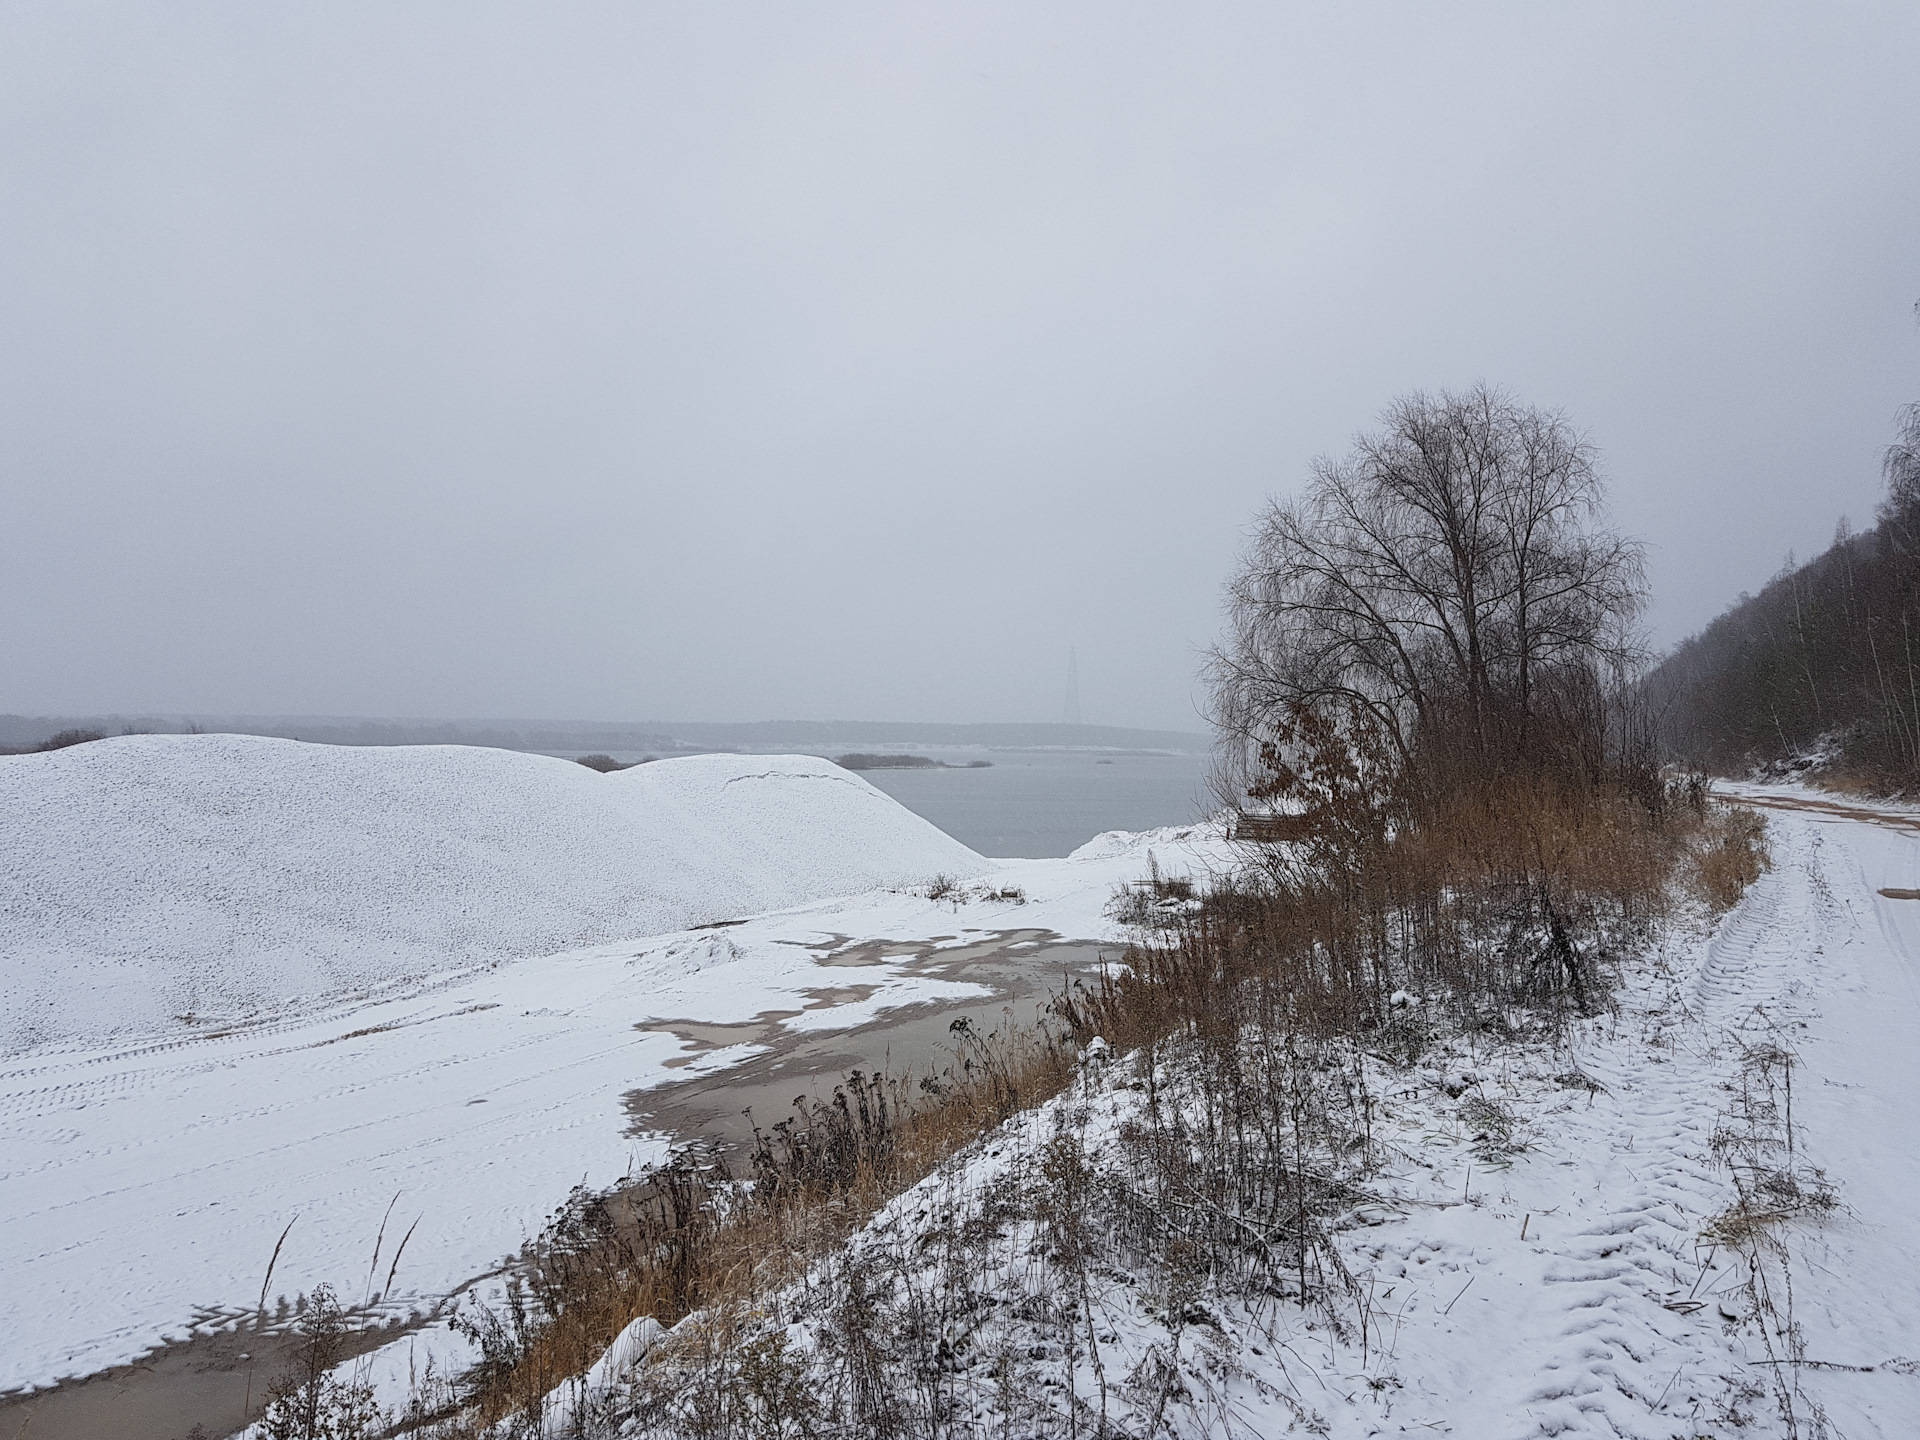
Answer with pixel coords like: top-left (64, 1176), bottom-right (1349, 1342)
top-left (1340, 788), bottom-right (1920, 1436)
top-left (1717, 787), bottom-right (1920, 1433)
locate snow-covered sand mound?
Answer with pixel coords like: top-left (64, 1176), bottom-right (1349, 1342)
top-left (0, 735), bottom-right (987, 1049)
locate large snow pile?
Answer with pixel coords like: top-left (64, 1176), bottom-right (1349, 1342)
top-left (0, 735), bottom-right (987, 1050)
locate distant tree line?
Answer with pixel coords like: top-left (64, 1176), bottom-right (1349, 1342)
top-left (832, 753), bottom-right (992, 771)
top-left (0, 728), bottom-right (110, 756)
top-left (1650, 404), bottom-right (1920, 787)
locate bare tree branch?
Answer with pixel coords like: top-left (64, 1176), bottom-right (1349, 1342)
top-left (1207, 384), bottom-right (1646, 803)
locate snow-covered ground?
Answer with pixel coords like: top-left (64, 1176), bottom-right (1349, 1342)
top-left (522, 786), bottom-right (1920, 1438)
top-left (1291, 786), bottom-right (1920, 1436)
top-left (13, 747), bottom-right (1919, 1436)
top-left (1712, 784), bottom-right (1920, 1435)
top-left (0, 737), bottom-right (1231, 1396)
top-left (1, 735), bottom-right (989, 1051)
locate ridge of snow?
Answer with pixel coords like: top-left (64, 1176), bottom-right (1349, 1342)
top-left (0, 791), bottom-right (1230, 1396)
top-left (0, 735), bottom-right (987, 1051)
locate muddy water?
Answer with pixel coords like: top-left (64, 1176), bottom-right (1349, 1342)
top-left (623, 930), bottom-right (1119, 1153)
top-left (0, 1310), bottom-right (420, 1440)
top-left (1, 929), bottom-right (1120, 1439)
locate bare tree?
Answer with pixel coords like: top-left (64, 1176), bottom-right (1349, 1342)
top-left (1878, 402), bottom-right (1920, 558)
top-left (1652, 400), bottom-right (1920, 785)
top-left (1207, 385), bottom-right (1645, 802)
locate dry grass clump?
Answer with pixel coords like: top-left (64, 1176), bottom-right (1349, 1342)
top-left (255, 1285), bottom-right (385, 1440)
top-left (597, 1024), bottom-right (1376, 1440)
top-left (413, 1023), bottom-right (1078, 1436)
top-left (1692, 803), bottom-right (1772, 910)
top-left (1701, 1036), bottom-right (1840, 1435)
top-left (1104, 855), bottom-right (1200, 931)
top-left (1458, 1094), bottom-right (1526, 1164)
top-left (1705, 1041), bottom-right (1837, 1248)
top-left (907, 876), bottom-right (1026, 906)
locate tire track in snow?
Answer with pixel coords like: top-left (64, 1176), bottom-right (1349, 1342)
top-left (1484, 829), bottom-right (1818, 1437)
top-left (1704, 796), bottom-right (1920, 1437)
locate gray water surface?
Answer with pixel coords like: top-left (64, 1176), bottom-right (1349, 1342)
top-left (853, 748), bottom-right (1211, 858)
top-left (556, 744), bottom-right (1213, 859)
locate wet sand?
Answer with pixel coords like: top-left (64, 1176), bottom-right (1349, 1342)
top-left (1726, 785), bottom-right (1920, 835)
top-left (624, 929), bottom-right (1117, 1152)
top-left (0, 1308), bottom-right (421, 1440)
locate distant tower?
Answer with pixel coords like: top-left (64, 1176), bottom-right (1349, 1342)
top-left (1064, 647), bottom-right (1082, 726)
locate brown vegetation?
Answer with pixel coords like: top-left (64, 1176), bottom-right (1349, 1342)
top-left (264, 386), bottom-right (1769, 1438)
top-left (1692, 803), bottom-right (1772, 910)
top-left (401, 1024), bottom-right (1079, 1436)
top-left (357, 758), bottom-right (1766, 1437)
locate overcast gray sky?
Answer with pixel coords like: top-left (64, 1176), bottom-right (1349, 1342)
top-left (2, 3), bottom-right (1916, 732)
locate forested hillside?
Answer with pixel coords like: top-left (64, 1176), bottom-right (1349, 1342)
top-left (1652, 404), bottom-right (1920, 786)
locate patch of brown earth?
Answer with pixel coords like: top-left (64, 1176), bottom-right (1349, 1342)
top-left (0, 1307), bottom-right (423, 1440)
top-left (623, 929), bottom-right (1114, 1154)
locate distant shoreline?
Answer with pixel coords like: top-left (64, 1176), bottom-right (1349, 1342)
top-left (833, 753), bottom-right (992, 772)
top-left (0, 714), bottom-right (1208, 758)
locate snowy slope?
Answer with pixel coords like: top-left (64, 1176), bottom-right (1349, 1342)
top-left (491, 788), bottom-right (1920, 1438)
top-left (0, 735), bottom-right (987, 1050)
top-left (0, 811), bottom-right (1228, 1396)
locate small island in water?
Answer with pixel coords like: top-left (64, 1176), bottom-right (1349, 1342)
top-left (833, 753), bottom-right (992, 771)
